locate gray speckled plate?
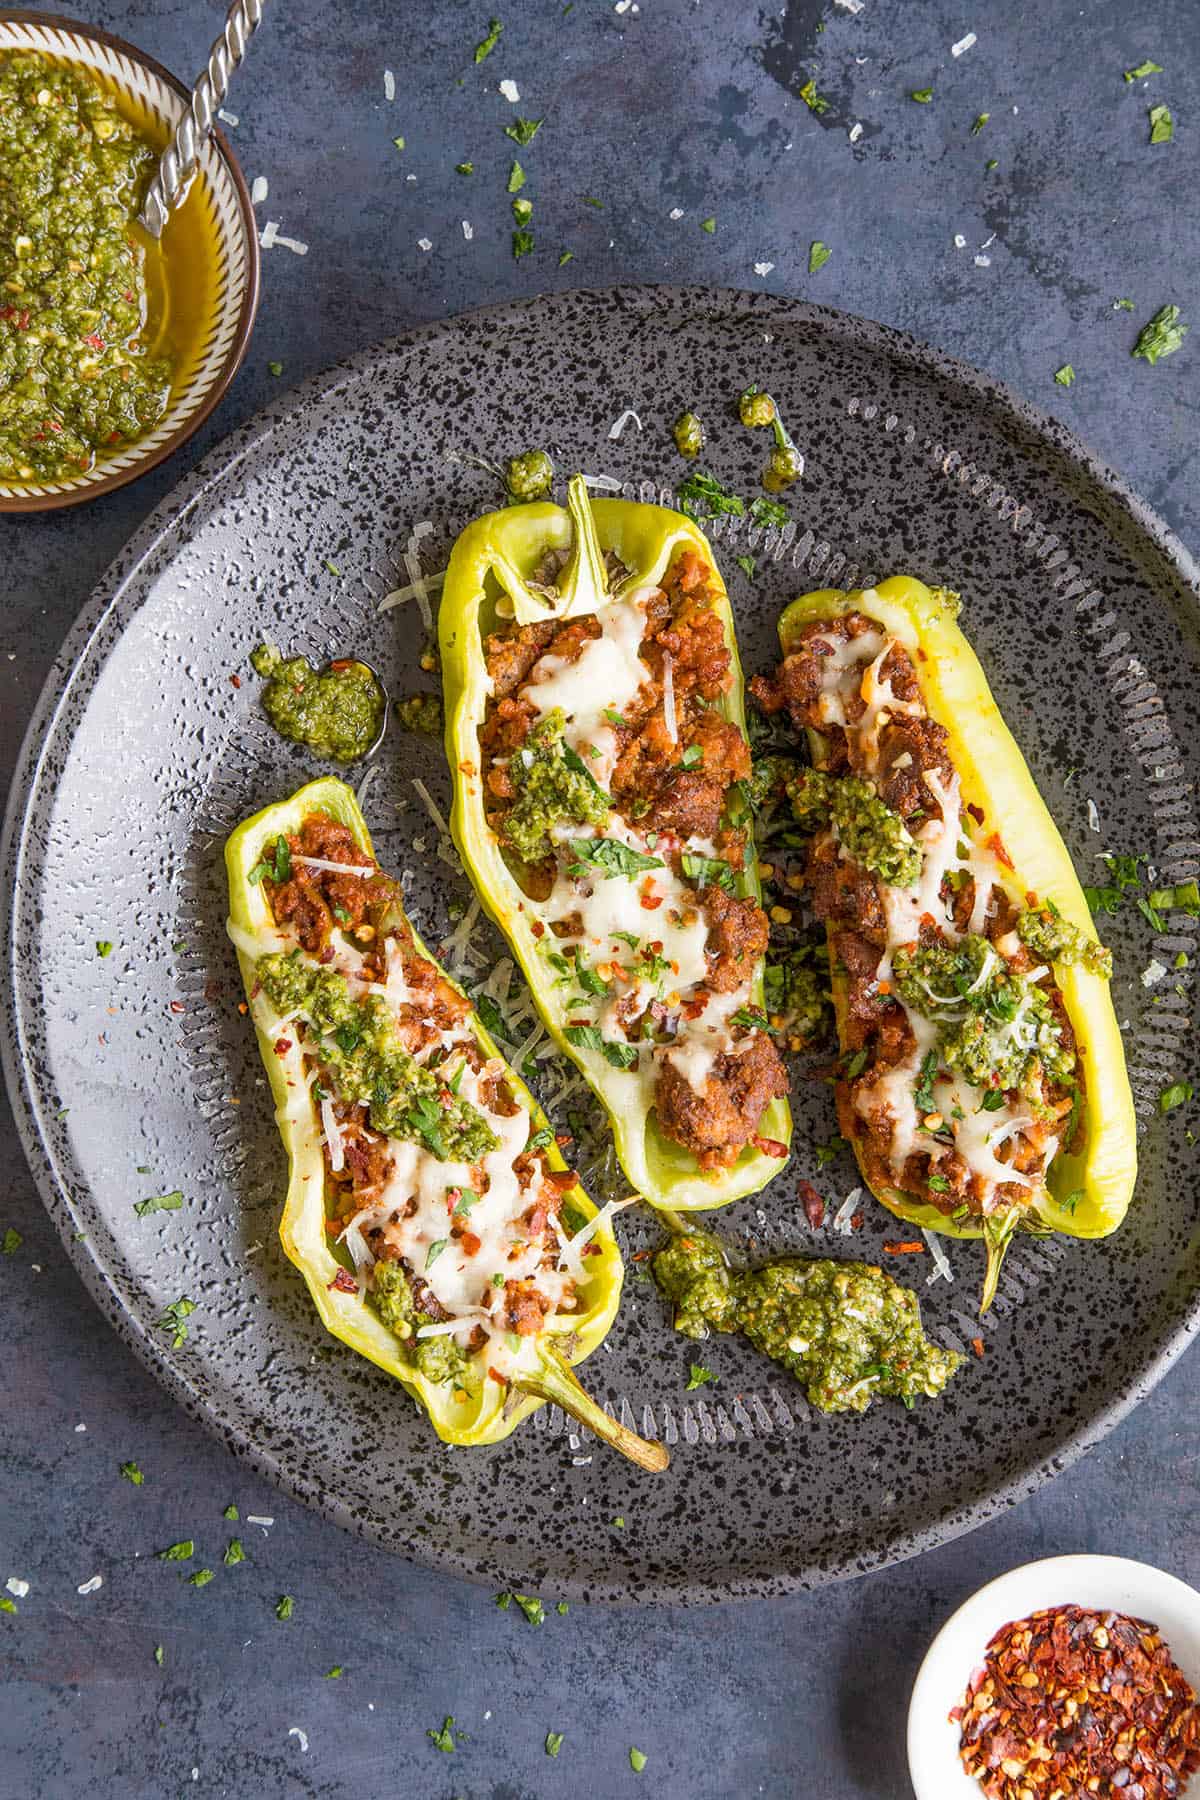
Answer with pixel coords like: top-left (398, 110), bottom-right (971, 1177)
top-left (4, 286), bottom-right (1200, 1603)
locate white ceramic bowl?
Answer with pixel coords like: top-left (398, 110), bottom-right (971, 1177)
top-left (908, 1554), bottom-right (1200, 1800)
top-left (0, 9), bottom-right (259, 512)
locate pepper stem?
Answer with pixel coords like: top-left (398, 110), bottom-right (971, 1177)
top-left (980, 1208), bottom-right (1020, 1315)
top-left (518, 1345), bottom-right (669, 1473)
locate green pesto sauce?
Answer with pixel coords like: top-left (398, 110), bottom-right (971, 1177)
top-left (250, 645), bottom-right (385, 763)
top-left (395, 691), bottom-right (444, 735)
top-left (765, 946), bottom-right (830, 1047)
top-left (1017, 905), bottom-right (1112, 979)
top-left (653, 1229), bottom-right (961, 1413)
top-left (256, 951), bottom-right (497, 1161)
top-left (504, 707), bottom-right (610, 864)
top-left (0, 54), bottom-right (172, 482)
top-left (369, 1261), bottom-right (477, 1388)
top-left (892, 934), bottom-right (1075, 1093)
top-left (790, 769), bottom-right (921, 887)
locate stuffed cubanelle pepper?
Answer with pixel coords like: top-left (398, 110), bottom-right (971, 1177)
top-left (225, 776), bottom-right (667, 1469)
top-left (752, 577), bottom-right (1136, 1310)
top-left (440, 476), bottom-right (792, 1212)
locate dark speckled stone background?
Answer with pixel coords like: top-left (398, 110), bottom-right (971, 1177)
top-left (2, 2), bottom-right (1198, 1795)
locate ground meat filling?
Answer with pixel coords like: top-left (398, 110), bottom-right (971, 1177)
top-left (263, 811), bottom-right (582, 1374)
top-left (758, 615), bottom-right (1082, 1221)
top-left (481, 548), bottom-right (786, 1169)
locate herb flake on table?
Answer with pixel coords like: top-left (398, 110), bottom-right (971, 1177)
top-left (267, 360), bottom-right (283, 376)
top-left (456, 160), bottom-right (474, 175)
top-left (119, 1460), bottom-right (144, 1486)
top-left (1054, 364), bottom-right (1075, 386)
top-left (95, 939), bottom-right (114, 958)
top-left (546, 1729), bottom-right (565, 1756)
top-left (512, 228), bottom-right (535, 259)
top-left (676, 469), bottom-right (744, 523)
top-left (153, 1645), bottom-right (164, 1665)
top-left (1149, 103), bottom-right (1173, 143)
top-left (223, 1539), bottom-right (245, 1565)
top-left (428, 1716), bottom-right (457, 1752)
top-left (910, 87), bottom-right (934, 103)
top-left (809, 240), bottom-right (831, 273)
top-left (700, 216), bottom-right (716, 233)
top-left (630, 1748), bottom-right (648, 1773)
top-left (2, 1228), bottom-right (22, 1256)
top-left (971, 113), bottom-right (989, 134)
top-left (799, 78), bottom-right (828, 114)
top-left (504, 117), bottom-right (542, 146)
top-left (474, 17), bottom-right (502, 63)
top-left (134, 1190), bottom-right (183, 1217)
top-left (507, 159), bottom-right (526, 193)
top-left (275, 1594), bottom-right (293, 1620)
top-left (325, 1665), bottom-right (343, 1678)
top-left (1132, 304), bottom-right (1188, 365)
top-left (156, 1295), bottom-right (196, 1348)
top-left (0, 1598), bottom-right (16, 1615)
top-left (686, 1363), bottom-right (716, 1390)
top-left (223, 1503), bottom-right (238, 1520)
top-left (1124, 59), bottom-right (1163, 81)
top-left (495, 1591), bottom-right (545, 1625)
top-left (391, 136), bottom-right (405, 153)
top-left (1160, 1080), bottom-right (1193, 1114)
top-left (187, 1569), bottom-right (214, 1588)
top-left (158, 1540), bottom-right (194, 1561)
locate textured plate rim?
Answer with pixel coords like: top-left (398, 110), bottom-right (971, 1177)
top-left (3, 284), bottom-right (1199, 1604)
top-left (0, 6), bottom-right (262, 514)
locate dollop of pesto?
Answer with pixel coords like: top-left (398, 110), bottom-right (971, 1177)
top-left (256, 952), bottom-right (498, 1161)
top-left (395, 692), bottom-right (444, 735)
top-left (1017, 904), bottom-right (1112, 979)
top-left (369, 1261), bottom-right (477, 1388)
top-left (0, 54), bottom-right (173, 483)
top-left (672, 411), bottom-right (705, 458)
top-left (653, 1229), bottom-right (960, 1413)
top-left (250, 645), bottom-right (385, 763)
top-left (505, 448), bottom-right (554, 501)
top-left (764, 946), bottom-right (831, 1049)
top-left (504, 708), bottom-right (610, 864)
top-left (893, 934), bottom-right (1075, 1093)
top-left (789, 769), bottom-right (922, 888)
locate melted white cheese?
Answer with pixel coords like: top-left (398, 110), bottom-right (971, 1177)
top-left (525, 591), bottom-right (654, 785)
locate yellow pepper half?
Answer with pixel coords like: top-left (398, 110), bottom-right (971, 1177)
top-left (225, 775), bottom-right (667, 1468)
top-left (776, 577), bottom-right (1137, 1305)
top-left (440, 477), bottom-right (792, 1212)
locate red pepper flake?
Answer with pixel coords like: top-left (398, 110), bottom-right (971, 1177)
top-left (640, 892), bottom-right (663, 910)
top-left (850, 1212), bottom-right (864, 1231)
top-left (883, 1240), bottom-right (925, 1254)
top-left (797, 1179), bottom-right (825, 1229)
top-left (956, 1602), bottom-right (1200, 1799)
top-left (169, 1000), bottom-right (186, 1015)
top-left (965, 801), bottom-right (984, 824)
top-left (82, 332), bottom-right (106, 351)
top-left (986, 831), bottom-right (1014, 871)
top-left (460, 1231), bottom-right (481, 1256)
top-left (530, 919), bottom-right (545, 938)
top-left (554, 1131), bottom-right (573, 1147)
top-left (230, 673), bottom-right (242, 689)
top-left (327, 1267), bottom-right (357, 1294)
top-left (584, 1242), bottom-right (603, 1256)
top-left (273, 1037), bottom-right (292, 1055)
top-left (971, 1336), bottom-right (985, 1358)
top-left (754, 1136), bottom-right (788, 1160)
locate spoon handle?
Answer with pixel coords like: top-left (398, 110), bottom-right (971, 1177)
top-left (139, 0), bottom-right (266, 237)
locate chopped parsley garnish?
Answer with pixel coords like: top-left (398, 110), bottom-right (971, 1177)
top-left (575, 960), bottom-right (609, 996)
top-left (1150, 882), bottom-right (1200, 915)
top-left (732, 1005), bottom-right (769, 1030)
top-left (391, 136), bottom-right (405, 154)
top-left (248, 834), bottom-right (292, 886)
top-left (971, 113), bottom-right (989, 134)
top-left (603, 707), bottom-right (627, 727)
top-left (558, 249), bottom-right (574, 266)
top-left (2, 1227), bottom-right (22, 1256)
top-left (456, 160), bottom-right (474, 175)
top-left (815, 1137), bottom-right (847, 1166)
top-left (986, 157), bottom-right (999, 170)
top-left (526, 1125), bottom-right (554, 1152)
top-left (505, 117), bottom-right (543, 146)
top-left (474, 16), bottom-right (502, 62)
top-left (568, 837), bottom-right (663, 880)
top-left (187, 1569), bottom-right (214, 1588)
top-left (507, 159), bottom-right (526, 193)
top-left (120, 1460), bottom-right (144, 1486)
top-left (326, 1666), bottom-right (343, 1678)
top-left (560, 741), bottom-right (612, 802)
top-left (427, 1715), bottom-right (457, 1752)
top-left (1114, 297), bottom-right (1135, 310)
top-left (913, 1049), bottom-right (939, 1114)
top-left (564, 1023), bottom-right (638, 1069)
top-left (910, 87), bottom-right (934, 103)
top-left (734, 554), bottom-right (756, 579)
top-left (158, 1540), bottom-right (194, 1561)
top-left (681, 852), bottom-right (736, 893)
top-left (1124, 60), bottom-right (1163, 81)
top-left (153, 1645), bottom-right (163, 1665)
top-left (700, 216), bottom-right (716, 233)
top-left (798, 78), bottom-right (828, 114)
top-left (556, 1600), bottom-right (568, 1614)
top-left (1136, 895), bottom-right (1166, 933)
top-left (425, 1238), bottom-right (448, 1270)
top-left (1160, 1080), bottom-right (1193, 1114)
top-left (512, 196), bottom-right (533, 226)
top-left (979, 1089), bottom-right (1006, 1112)
top-left (156, 1296), bottom-right (196, 1348)
top-left (267, 360), bottom-right (283, 376)
top-left (134, 1191), bottom-right (183, 1217)
top-left (583, 195), bottom-right (604, 208)
top-left (844, 1046), bottom-right (869, 1080)
top-left (96, 939), bottom-right (114, 958)
top-left (809, 240), bottom-right (831, 273)
top-left (679, 743), bottom-right (703, 769)
top-left (1149, 104), bottom-right (1174, 144)
top-left (686, 1363), bottom-right (716, 1390)
top-left (275, 1594), bottom-right (293, 1620)
top-left (512, 228), bottom-right (535, 258)
top-left (612, 1515), bottom-right (625, 1528)
top-left (452, 1188), bottom-right (480, 1216)
top-left (676, 468), bottom-right (744, 523)
top-left (495, 1591), bottom-right (546, 1625)
top-left (749, 494), bottom-right (789, 530)
top-left (0, 1598), bottom-right (15, 1615)
top-left (1132, 304), bottom-right (1189, 365)
top-left (546, 1731), bottom-right (565, 1757)
top-left (1054, 364), bottom-right (1075, 387)
top-left (630, 1748), bottom-right (648, 1774)
top-left (927, 1173), bottom-right (950, 1193)
top-left (223, 1539), bottom-right (245, 1566)
top-left (1060, 1189), bottom-right (1085, 1214)
top-left (223, 1503), bottom-right (239, 1521)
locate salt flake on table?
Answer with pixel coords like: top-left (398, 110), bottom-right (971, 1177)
top-left (753, 261), bottom-right (775, 276)
top-left (849, 121), bottom-right (863, 143)
top-left (669, 207), bottom-right (684, 220)
top-left (6, 1578), bottom-right (29, 1598)
top-left (77, 1574), bottom-right (103, 1595)
top-left (951, 31), bottom-right (977, 56)
top-left (462, 220), bottom-right (474, 240)
top-left (74, 1422), bottom-right (86, 1432)
top-left (417, 237), bottom-right (432, 252)
top-left (974, 254), bottom-right (991, 267)
top-left (498, 79), bottom-right (520, 102)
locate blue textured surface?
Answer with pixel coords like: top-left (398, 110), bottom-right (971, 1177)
top-left (2, 2), bottom-right (1198, 1795)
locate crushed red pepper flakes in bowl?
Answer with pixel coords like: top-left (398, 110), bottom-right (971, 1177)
top-left (953, 1602), bottom-right (1200, 1799)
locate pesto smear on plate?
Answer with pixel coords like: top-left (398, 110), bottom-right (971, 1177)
top-left (0, 53), bottom-right (172, 483)
top-left (251, 645), bottom-right (386, 762)
top-left (653, 1227), bottom-right (961, 1412)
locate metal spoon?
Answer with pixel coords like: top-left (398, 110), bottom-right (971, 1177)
top-left (139, 0), bottom-right (267, 238)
